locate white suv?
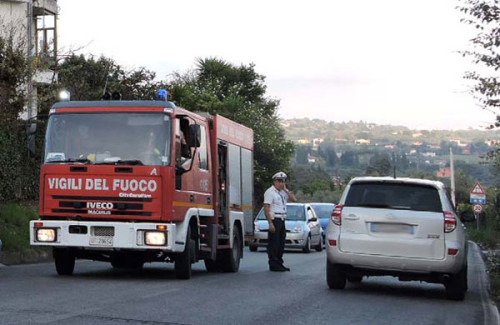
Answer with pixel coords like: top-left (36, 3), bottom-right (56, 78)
top-left (326, 177), bottom-right (473, 300)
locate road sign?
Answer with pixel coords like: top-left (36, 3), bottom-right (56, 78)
top-left (472, 204), bottom-right (483, 214)
top-left (470, 182), bottom-right (485, 195)
top-left (470, 182), bottom-right (486, 204)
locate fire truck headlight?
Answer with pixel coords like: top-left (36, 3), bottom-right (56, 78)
top-left (145, 231), bottom-right (166, 246)
top-left (36, 228), bottom-right (57, 242)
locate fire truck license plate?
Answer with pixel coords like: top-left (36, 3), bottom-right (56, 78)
top-left (89, 236), bottom-right (113, 246)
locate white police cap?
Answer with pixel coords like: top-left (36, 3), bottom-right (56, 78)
top-left (272, 171), bottom-right (287, 180)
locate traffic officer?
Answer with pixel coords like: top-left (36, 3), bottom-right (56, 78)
top-left (263, 171), bottom-right (297, 272)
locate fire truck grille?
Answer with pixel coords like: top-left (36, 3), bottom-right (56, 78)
top-left (92, 226), bottom-right (115, 237)
top-left (50, 195), bottom-right (153, 216)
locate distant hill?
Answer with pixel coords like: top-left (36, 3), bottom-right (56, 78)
top-left (281, 118), bottom-right (500, 145)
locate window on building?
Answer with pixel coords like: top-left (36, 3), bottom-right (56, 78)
top-left (36, 14), bottom-right (56, 62)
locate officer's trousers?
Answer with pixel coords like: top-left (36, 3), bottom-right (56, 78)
top-left (267, 218), bottom-right (286, 268)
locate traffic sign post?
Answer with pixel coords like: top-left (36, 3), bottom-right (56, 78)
top-left (470, 182), bottom-right (486, 230)
top-left (470, 182), bottom-right (486, 205)
top-left (472, 204), bottom-right (483, 215)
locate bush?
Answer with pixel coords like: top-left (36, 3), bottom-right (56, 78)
top-left (467, 228), bottom-right (500, 249)
top-left (0, 122), bottom-right (42, 201)
top-left (0, 203), bottom-right (38, 252)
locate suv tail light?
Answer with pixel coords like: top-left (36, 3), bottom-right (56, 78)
top-left (331, 205), bottom-right (343, 226)
top-left (443, 211), bottom-right (457, 233)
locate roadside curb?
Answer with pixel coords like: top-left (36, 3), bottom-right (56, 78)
top-left (469, 241), bottom-right (500, 324)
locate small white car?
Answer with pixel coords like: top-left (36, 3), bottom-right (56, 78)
top-left (326, 177), bottom-right (474, 300)
top-left (250, 203), bottom-right (323, 253)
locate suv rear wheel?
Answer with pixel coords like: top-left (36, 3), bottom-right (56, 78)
top-left (445, 263), bottom-right (467, 300)
top-left (326, 260), bottom-right (346, 289)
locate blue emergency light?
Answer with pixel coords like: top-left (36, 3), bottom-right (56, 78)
top-left (157, 89), bottom-right (167, 101)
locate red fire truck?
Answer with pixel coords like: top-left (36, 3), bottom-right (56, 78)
top-left (30, 90), bottom-right (254, 279)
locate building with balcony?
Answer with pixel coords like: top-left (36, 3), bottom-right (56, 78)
top-left (0, 0), bottom-right (58, 119)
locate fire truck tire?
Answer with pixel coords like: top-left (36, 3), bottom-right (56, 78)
top-left (175, 226), bottom-right (195, 279)
top-left (219, 228), bottom-right (242, 273)
top-left (204, 259), bottom-right (218, 272)
top-left (54, 249), bottom-right (75, 276)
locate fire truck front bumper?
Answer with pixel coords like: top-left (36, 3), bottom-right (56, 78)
top-left (30, 220), bottom-right (181, 252)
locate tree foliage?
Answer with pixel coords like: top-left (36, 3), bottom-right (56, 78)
top-left (459, 1), bottom-right (500, 171)
top-left (0, 30), bottom-right (28, 124)
top-left (57, 54), bottom-right (159, 102)
top-left (365, 152), bottom-right (392, 176)
top-left (167, 58), bottom-right (295, 205)
top-left (0, 31), bottom-right (39, 201)
top-left (459, 0), bottom-right (500, 116)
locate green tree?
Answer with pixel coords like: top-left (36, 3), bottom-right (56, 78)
top-left (459, 1), bottom-right (500, 170)
top-left (167, 58), bottom-right (295, 206)
top-left (0, 29), bottom-right (28, 124)
top-left (295, 145), bottom-right (310, 164)
top-left (57, 54), bottom-right (160, 104)
top-left (0, 30), bottom-right (40, 201)
top-left (365, 152), bottom-right (392, 176)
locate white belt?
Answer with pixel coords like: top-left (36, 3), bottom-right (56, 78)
top-left (272, 212), bottom-right (286, 220)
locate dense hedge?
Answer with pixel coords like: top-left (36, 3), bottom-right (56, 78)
top-left (0, 121), bottom-right (44, 202)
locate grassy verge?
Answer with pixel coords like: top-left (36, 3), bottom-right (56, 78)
top-left (0, 202), bottom-right (51, 264)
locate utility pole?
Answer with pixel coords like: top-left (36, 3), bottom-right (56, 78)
top-left (27, 0), bottom-right (34, 121)
top-left (450, 147), bottom-right (456, 207)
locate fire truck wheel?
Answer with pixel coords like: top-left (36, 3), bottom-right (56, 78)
top-left (204, 259), bottom-right (219, 272)
top-left (53, 248), bottom-right (75, 276)
top-left (175, 226), bottom-right (195, 279)
top-left (220, 228), bottom-right (242, 273)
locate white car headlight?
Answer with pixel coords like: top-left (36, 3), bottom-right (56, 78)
top-left (144, 231), bottom-right (166, 246)
top-left (254, 223), bottom-right (260, 231)
top-left (36, 228), bottom-right (57, 242)
top-left (292, 226), bottom-right (303, 233)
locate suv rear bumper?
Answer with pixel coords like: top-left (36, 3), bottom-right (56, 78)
top-left (326, 240), bottom-right (466, 275)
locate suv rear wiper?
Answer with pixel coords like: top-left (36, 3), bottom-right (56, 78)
top-left (46, 158), bottom-right (92, 164)
top-left (358, 204), bottom-right (391, 208)
top-left (94, 160), bottom-right (144, 166)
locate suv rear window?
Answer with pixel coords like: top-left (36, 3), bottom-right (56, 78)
top-left (344, 182), bottom-right (442, 212)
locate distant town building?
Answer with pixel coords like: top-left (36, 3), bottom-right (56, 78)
top-left (437, 168), bottom-right (451, 178)
top-left (355, 139), bottom-right (371, 145)
top-left (449, 139), bottom-right (467, 147)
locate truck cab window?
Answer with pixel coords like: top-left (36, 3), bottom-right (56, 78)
top-left (198, 125), bottom-right (208, 170)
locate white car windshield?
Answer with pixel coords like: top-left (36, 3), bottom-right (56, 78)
top-left (44, 112), bottom-right (171, 166)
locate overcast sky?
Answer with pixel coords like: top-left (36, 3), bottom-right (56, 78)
top-left (57, 0), bottom-right (495, 130)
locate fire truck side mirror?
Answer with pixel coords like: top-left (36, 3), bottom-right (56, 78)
top-left (189, 124), bottom-right (201, 148)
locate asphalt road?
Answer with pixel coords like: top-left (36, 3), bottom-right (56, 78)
top-left (0, 242), bottom-right (498, 325)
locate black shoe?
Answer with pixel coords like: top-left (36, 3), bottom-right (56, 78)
top-left (269, 266), bottom-right (286, 272)
top-left (282, 266), bottom-right (290, 271)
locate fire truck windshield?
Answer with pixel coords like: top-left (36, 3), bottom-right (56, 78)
top-left (44, 112), bottom-right (171, 166)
